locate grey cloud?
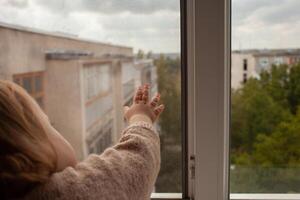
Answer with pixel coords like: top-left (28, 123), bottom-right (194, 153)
top-left (232, 0), bottom-right (300, 50)
top-left (257, 0), bottom-right (300, 25)
top-left (233, 0), bottom-right (300, 26)
top-left (1, 0), bottom-right (29, 8)
top-left (34, 0), bottom-right (179, 15)
top-left (232, 0), bottom-right (274, 26)
top-left (99, 12), bottom-right (180, 31)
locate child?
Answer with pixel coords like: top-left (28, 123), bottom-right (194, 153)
top-left (0, 80), bottom-right (164, 200)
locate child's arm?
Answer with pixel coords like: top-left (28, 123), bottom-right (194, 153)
top-left (29, 85), bottom-right (164, 200)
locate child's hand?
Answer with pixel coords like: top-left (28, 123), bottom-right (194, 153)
top-left (124, 84), bottom-right (164, 123)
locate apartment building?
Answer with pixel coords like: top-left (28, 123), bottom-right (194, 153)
top-left (0, 22), bottom-right (157, 160)
top-left (231, 49), bottom-right (300, 89)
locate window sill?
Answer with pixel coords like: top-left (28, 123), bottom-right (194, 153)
top-left (230, 194), bottom-right (300, 200)
top-left (150, 193), bottom-right (300, 200)
top-left (151, 193), bottom-right (189, 200)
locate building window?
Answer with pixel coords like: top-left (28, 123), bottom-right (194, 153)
top-left (243, 59), bottom-right (247, 71)
top-left (13, 72), bottom-right (45, 108)
top-left (123, 79), bottom-right (135, 100)
top-left (87, 122), bottom-right (113, 154)
top-left (85, 94), bottom-right (113, 130)
top-left (259, 57), bottom-right (269, 68)
top-left (274, 57), bottom-right (284, 65)
top-left (83, 63), bottom-right (112, 103)
top-left (243, 73), bottom-right (247, 84)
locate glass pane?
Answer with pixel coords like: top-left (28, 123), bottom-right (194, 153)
top-left (0, 0), bottom-right (181, 194)
top-left (83, 64), bottom-right (112, 101)
top-left (34, 75), bottom-right (42, 92)
top-left (231, 0), bottom-right (300, 193)
top-left (22, 77), bottom-right (32, 93)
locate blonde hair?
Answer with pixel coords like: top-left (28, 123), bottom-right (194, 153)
top-left (0, 80), bottom-right (57, 199)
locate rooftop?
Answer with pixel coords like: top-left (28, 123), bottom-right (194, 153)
top-left (232, 48), bottom-right (300, 57)
top-left (0, 21), bottom-right (131, 50)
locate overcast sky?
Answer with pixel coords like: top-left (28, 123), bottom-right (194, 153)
top-left (232, 0), bottom-right (300, 50)
top-left (0, 0), bottom-right (300, 52)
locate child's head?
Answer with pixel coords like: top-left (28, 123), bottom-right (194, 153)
top-left (0, 80), bottom-right (76, 198)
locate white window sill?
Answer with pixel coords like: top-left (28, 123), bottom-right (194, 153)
top-left (151, 193), bottom-right (184, 199)
top-left (230, 194), bottom-right (300, 200)
top-left (150, 193), bottom-right (300, 200)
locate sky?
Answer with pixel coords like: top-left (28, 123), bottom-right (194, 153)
top-left (232, 0), bottom-right (300, 50)
top-left (0, 0), bottom-right (300, 52)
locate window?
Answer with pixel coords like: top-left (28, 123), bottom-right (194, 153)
top-left (0, 0), bottom-right (183, 198)
top-left (242, 73), bottom-right (247, 84)
top-left (87, 121), bottom-right (113, 154)
top-left (231, 0), bottom-right (300, 197)
top-left (13, 72), bottom-right (45, 108)
top-left (122, 62), bottom-right (137, 102)
top-left (83, 63), bottom-right (112, 102)
top-left (243, 59), bottom-right (247, 71)
top-left (274, 57), bottom-right (284, 66)
top-left (259, 57), bottom-right (269, 69)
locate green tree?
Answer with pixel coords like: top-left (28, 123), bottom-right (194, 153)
top-left (155, 54), bottom-right (182, 192)
top-left (137, 49), bottom-right (145, 59)
top-left (146, 51), bottom-right (153, 59)
top-left (231, 78), bottom-right (290, 156)
top-left (260, 65), bottom-right (289, 108)
top-left (287, 64), bottom-right (300, 114)
top-left (234, 109), bottom-right (300, 193)
top-left (253, 109), bottom-right (300, 167)
top-left (231, 63), bottom-right (300, 193)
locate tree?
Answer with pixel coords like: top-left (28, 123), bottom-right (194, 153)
top-left (137, 49), bottom-right (145, 59)
top-left (287, 64), bottom-right (300, 114)
top-left (231, 63), bottom-right (300, 193)
top-left (260, 65), bottom-right (289, 108)
top-left (231, 78), bottom-right (290, 156)
top-left (233, 109), bottom-right (300, 193)
top-left (253, 109), bottom-right (300, 167)
top-left (146, 51), bottom-right (153, 59)
top-left (154, 54), bottom-right (182, 192)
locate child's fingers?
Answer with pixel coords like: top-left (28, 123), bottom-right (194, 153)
top-left (142, 84), bottom-right (150, 104)
top-left (150, 93), bottom-right (160, 108)
top-left (134, 86), bottom-right (143, 104)
top-left (154, 104), bottom-right (165, 116)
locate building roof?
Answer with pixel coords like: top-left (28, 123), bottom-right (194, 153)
top-left (232, 49), bottom-right (300, 57)
top-left (0, 21), bottom-right (131, 50)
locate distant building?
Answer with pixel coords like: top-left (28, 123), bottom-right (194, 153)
top-left (151, 53), bottom-right (180, 60)
top-left (0, 22), bottom-right (157, 160)
top-left (231, 49), bottom-right (300, 89)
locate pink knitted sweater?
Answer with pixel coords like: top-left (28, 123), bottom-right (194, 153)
top-left (24, 122), bottom-right (160, 200)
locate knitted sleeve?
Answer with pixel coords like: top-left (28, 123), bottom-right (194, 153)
top-left (26, 122), bottom-right (160, 200)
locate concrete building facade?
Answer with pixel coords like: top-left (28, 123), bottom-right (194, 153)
top-left (0, 22), bottom-right (157, 160)
top-left (232, 49), bottom-right (300, 89)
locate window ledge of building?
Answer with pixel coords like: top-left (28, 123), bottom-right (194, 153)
top-left (230, 194), bottom-right (300, 200)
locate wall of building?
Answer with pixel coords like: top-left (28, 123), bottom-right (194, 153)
top-left (111, 61), bottom-right (124, 143)
top-left (45, 59), bottom-right (86, 160)
top-left (0, 26), bottom-right (132, 77)
top-left (254, 55), bottom-right (292, 73)
top-left (0, 25), bottom-right (158, 161)
top-left (231, 53), bottom-right (256, 89)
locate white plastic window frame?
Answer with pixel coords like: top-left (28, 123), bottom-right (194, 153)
top-left (189, 0), bottom-right (300, 200)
